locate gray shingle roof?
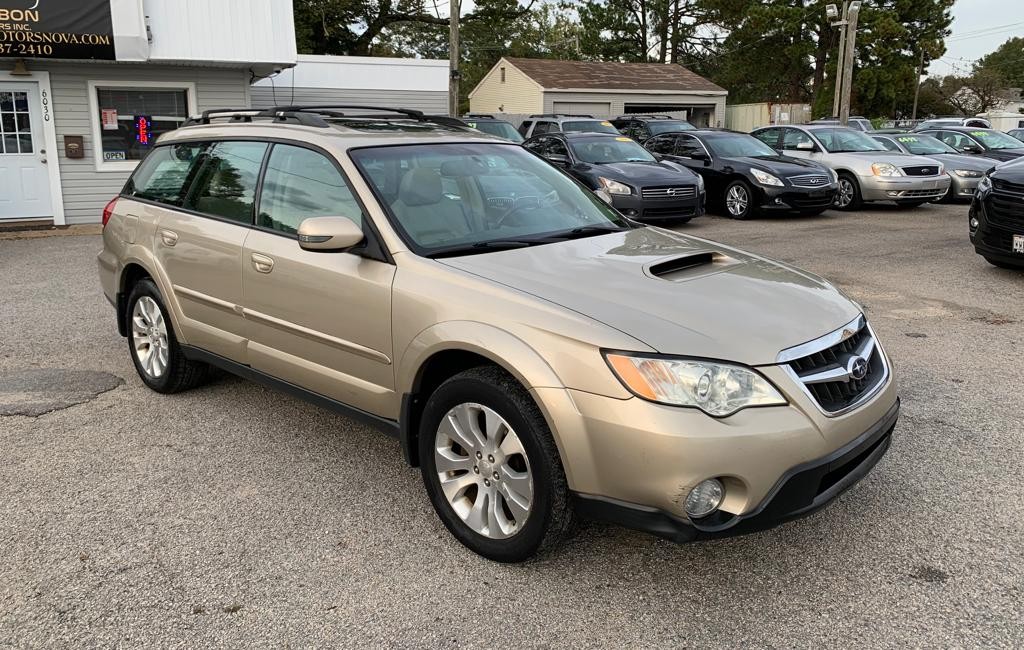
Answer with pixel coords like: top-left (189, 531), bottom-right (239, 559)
top-left (504, 57), bottom-right (726, 93)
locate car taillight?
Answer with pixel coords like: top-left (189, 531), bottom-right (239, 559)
top-left (102, 197), bottom-right (118, 228)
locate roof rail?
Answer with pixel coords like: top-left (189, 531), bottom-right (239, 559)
top-left (268, 105), bottom-right (469, 128)
top-left (182, 108), bottom-right (331, 128)
top-left (463, 113), bottom-right (495, 119)
top-left (527, 113), bottom-right (594, 119)
top-left (618, 114), bottom-right (677, 120)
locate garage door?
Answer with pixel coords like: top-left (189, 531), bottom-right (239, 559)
top-left (552, 101), bottom-right (612, 116)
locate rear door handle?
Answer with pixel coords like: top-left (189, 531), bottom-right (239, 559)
top-left (251, 252), bottom-right (275, 274)
top-left (159, 229), bottom-right (178, 246)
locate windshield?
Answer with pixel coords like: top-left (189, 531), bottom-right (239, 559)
top-left (647, 121), bottom-right (696, 134)
top-left (467, 120), bottom-right (524, 142)
top-left (970, 130), bottom-right (1024, 150)
top-left (891, 134), bottom-right (957, 155)
top-left (560, 120), bottom-right (620, 134)
top-left (813, 128), bottom-right (886, 153)
top-left (570, 136), bottom-right (656, 163)
top-left (350, 143), bottom-right (630, 255)
top-left (704, 133), bottom-right (777, 158)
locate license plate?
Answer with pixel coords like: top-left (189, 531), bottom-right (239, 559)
top-left (1014, 235), bottom-right (1024, 254)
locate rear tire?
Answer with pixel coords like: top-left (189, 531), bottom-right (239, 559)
top-left (126, 278), bottom-right (211, 394)
top-left (834, 173), bottom-right (863, 211)
top-left (419, 366), bottom-right (574, 562)
top-left (723, 179), bottom-right (757, 219)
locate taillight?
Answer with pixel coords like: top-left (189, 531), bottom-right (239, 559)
top-left (102, 197), bottom-right (118, 228)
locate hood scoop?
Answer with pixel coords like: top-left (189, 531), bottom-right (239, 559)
top-left (646, 251), bottom-right (734, 281)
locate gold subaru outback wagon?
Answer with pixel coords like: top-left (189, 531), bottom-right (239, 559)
top-left (98, 106), bottom-right (899, 562)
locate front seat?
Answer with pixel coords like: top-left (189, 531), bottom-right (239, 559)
top-left (391, 168), bottom-right (472, 246)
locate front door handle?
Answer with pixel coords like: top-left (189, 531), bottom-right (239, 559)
top-left (251, 252), bottom-right (275, 274)
top-left (159, 229), bottom-right (178, 246)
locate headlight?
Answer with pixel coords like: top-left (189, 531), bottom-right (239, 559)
top-left (977, 175), bottom-right (992, 192)
top-left (871, 162), bottom-right (904, 177)
top-left (604, 353), bottom-right (787, 417)
top-left (696, 174), bottom-right (705, 192)
top-left (954, 169), bottom-right (983, 178)
top-left (750, 168), bottom-right (784, 186)
top-left (598, 177), bottom-right (632, 195)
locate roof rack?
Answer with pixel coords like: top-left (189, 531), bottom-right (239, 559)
top-left (528, 113), bottom-right (594, 119)
top-left (182, 108), bottom-right (332, 128)
top-left (268, 105), bottom-right (469, 128)
top-left (463, 113), bottom-right (495, 119)
top-left (617, 114), bottom-right (677, 120)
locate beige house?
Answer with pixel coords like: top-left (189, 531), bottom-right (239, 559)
top-left (468, 57), bottom-right (728, 127)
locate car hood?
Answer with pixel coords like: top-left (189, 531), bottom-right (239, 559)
top-left (930, 152), bottom-right (1000, 170)
top-left (583, 161), bottom-right (696, 184)
top-left (440, 227), bottom-right (859, 366)
top-left (723, 155), bottom-right (827, 177)
top-left (981, 149), bottom-right (1024, 162)
top-left (823, 151), bottom-right (943, 171)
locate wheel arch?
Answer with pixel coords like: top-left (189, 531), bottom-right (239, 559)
top-left (114, 252), bottom-right (182, 341)
top-left (397, 322), bottom-right (565, 467)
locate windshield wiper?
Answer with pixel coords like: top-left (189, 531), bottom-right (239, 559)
top-left (425, 239), bottom-right (542, 259)
top-left (545, 224), bottom-right (631, 240)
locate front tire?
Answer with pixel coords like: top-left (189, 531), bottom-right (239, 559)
top-left (835, 173), bottom-right (863, 211)
top-left (723, 179), bottom-right (757, 219)
top-left (419, 366), bottom-right (574, 562)
top-left (126, 278), bottom-right (210, 393)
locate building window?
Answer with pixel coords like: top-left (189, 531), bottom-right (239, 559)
top-left (500, 67), bottom-right (506, 83)
top-left (87, 81), bottom-right (197, 172)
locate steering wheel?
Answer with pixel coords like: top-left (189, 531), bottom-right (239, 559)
top-left (493, 196), bottom-right (540, 228)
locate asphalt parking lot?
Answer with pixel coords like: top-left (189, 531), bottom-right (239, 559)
top-left (1, 203), bottom-right (1022, 647)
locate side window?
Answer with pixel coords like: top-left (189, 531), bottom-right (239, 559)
top-left (753, 128), bottom-right (780, 149)
top-left (547, 138), bottom-right (569, 158)
top-left (933, 131), bottom-right (958, 148)
top-left (124, 142), bottom-right (207, 206)
top-left (518, 120), bottom-right (533, 136)
top-left (675, 135), bottom-right (702, 157)
top-left (257, 144), bottom-right (362, 235)
top-left (184, 141), bottom-right (268, 223)
top-left (524, 136), bottom-right (549, 156)
top-left (646, 135), bottom-right (675, 155)
top-left (875, 137), bottom-right (901, 152)
top-left (533, 121), bottom-right (553, 134)
top-left (782, 128), bottom-right (813, 150)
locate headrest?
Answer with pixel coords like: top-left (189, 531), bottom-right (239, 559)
top-left (440, 158), bottom-right (488, 177)
top-left (399, 168), bottom-right (443, 207)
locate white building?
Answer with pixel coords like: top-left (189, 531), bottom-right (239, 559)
top-left (1, 0), bottom-right (297, 226)
top-left (251, 54), bottom-right (449, 114)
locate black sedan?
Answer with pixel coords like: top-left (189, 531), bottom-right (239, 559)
top-left (970, 157), bottom-right (1024, 270)
top-left (916, 126), bottom-right (1024, 163)
top-left (644, 130), bottom-right (839, 219)
top-left (523, 132), bottom-right (704, 223)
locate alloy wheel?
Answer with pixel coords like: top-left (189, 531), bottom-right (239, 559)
top-left (836, 179), bottom-right (854, 208)
top-left (434, 402), bottom-right (533, 539)
top-left (131, 296), bottom-right (169, 378)
top-left (726, 185), bottom-right (749, 216)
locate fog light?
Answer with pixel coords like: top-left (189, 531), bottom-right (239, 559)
top-left (625, 209), bottom-right (638, 217)
top-left (887, 191), bottom-right (900, 197)
top-left (970, 216), bottom-right (979, 229)
top-left (685, 478), bottom-right (724, 518)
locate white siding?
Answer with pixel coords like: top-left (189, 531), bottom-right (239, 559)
top-left (144, 0), bottom-right (296, 69)
top-left (250, 86), bottom-right (447, 113)
top-left (254, 55), bottom-right (448, 93)
top-left (469, 59), bottom-right (543, 114)
top-left (26, 62), bottom-right (249, 224)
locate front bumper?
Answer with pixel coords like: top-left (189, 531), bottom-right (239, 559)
top-left (574, 399), bottom-right (898, 542)
top-left (610, 190), bottom-right (705, 222)
top-left (756, 183), bottom-right (839, 212)
top-left (969, 193), bottom-right (1024, 268)
top-left (948, 173), bottom-right (982, 199)
top-left (859, 174), bottom-right (950, 203)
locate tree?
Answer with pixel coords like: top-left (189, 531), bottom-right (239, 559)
top-left (934, 69), bottom-right (1010, 115)
top-left (575, 0), bottom-right (711, 64)
top-left (975, 37), bottom-right (1024, 90)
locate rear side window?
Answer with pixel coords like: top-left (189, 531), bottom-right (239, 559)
top-left (646, 135), bottom-right (676, 155)
top-left (518, 120), bottom-right (533, 136)
top-left (257, 144), bottom-right (362, 235)
top-left (875, 137), bottom-right (901, 152)
top-left (753, 129), bottom-right (780, 148)
top-left (184, 141), bottom-right (268, 223)
top-left (124, 143), bottom-right (207, 206)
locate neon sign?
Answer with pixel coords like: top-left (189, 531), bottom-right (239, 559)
top-left (135, 115), bottom-right (152, 146)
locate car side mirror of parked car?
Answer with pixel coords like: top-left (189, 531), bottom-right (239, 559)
top-left (690, 152), bottom-right (711, 165)
top-left (297, 216), bottom-right (365, 252)
top-left (961, 143), bottom-right (982, 154)
top-left (546, 153), bottom-right (570, 167)
top-left (796, 141), bottom-right (815, 151)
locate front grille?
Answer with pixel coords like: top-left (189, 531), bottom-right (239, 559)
top-left (992, 177), bottom-right (1024, 194)
top-left (789, 174), bottom-right (831, 188)
top-left (902, 165), bottom-right (941, 176)
top-left (782, 318), bottom-right (887, 415)
top-left (897, 189), bottom-right (945, 198)
top-left (641, 185), bottom-right (697, 200)
top-left (787, 193), bottom-right (836, 209)
top-left (988, 193), bottom-right (1024, 229)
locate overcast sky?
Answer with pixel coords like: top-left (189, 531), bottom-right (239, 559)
top-left (929, 0), bottom-right (1024, 77)
top-left (456, 0), bottom-right (1021, 78)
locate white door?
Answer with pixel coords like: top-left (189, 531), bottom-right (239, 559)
top-left (0, 82), bottom-right (52, 220)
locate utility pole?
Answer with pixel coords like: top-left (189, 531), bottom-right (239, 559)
top-left (448, 0), bottom-right (461, 117)
top-left (827, 2), bottom-right (861, 126)
top-left (912, 49), bottom-right (925, 119)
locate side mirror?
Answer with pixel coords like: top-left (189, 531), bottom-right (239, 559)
top-left (297, 216), bottom-right (365, 252)
top-left (546, 153), bottom-right (570, 167)
top-left (796, 141), bottom-right (815, 151)
top-left (961, 143), bottom-right (982, 154)
top-left (690, 151), bottom-right (710, 162)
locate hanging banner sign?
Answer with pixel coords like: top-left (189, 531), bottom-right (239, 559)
top-left (0, 1), bottom-right (116, 60)
top-left (101, 108), bottom-right (118, 130)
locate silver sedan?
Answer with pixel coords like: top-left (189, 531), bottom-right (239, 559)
top-left (870, 133), bottom-right (999, 202)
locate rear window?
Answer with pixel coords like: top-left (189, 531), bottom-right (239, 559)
top-left (560, 120), bottom-right (620, 134)
top-left (123, 143), bottom-right (207, 206)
